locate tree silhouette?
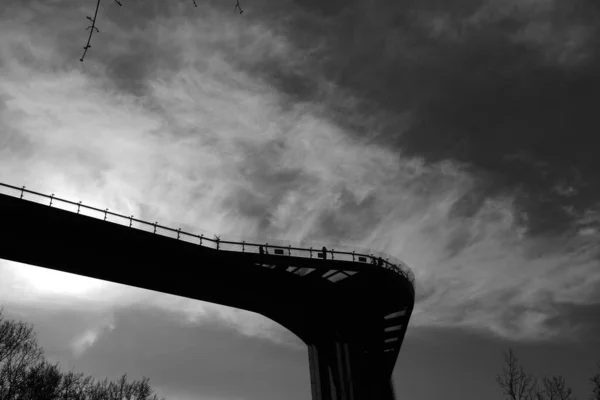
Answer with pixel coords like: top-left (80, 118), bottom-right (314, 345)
top-left (497, 349), bottom-right (537, 400)
top-left (0, 308), bottom-right (165, 400)
top-left (497, 348), bottom-right (599, 400)
top-left (18, 360), bottom-right (63, 400)
top-left (0, 310), bottom-right (44, 399)
top-left (541, 376), bottom-right (575, 400)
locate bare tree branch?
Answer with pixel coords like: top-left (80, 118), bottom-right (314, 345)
top-left (235, 0), bottom-right (244, 14)
top-left (80, 0), bottom-right (124, 62)
top-left (0, 309), bottom-right (44, 400)
top-left (496, 349), bottom-right (536, 400)
top-left (541, 376), bottom-right (574, 400)
top-left (80, 0), bottom-right (244, 61)
top-left (496, 348), bottom-right (584, 400)
top-left (80, 0), bottom-right (100, 62)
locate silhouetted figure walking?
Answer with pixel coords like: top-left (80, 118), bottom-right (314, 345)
top-left (259, 246), bottom-right (264, 255)
top-left (322, 246), bottom-right (327, 260)
top-left (378, 257), bottom-right (383, 267)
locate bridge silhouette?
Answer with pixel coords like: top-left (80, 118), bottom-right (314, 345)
top-left (0, 182), bottom-right (415, 400)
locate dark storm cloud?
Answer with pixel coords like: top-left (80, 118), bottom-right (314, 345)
top-left (254, 0), bottom-right (600, 238)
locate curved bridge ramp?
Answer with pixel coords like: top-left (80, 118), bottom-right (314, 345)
top-left (0, 183), bottom-right (415, 400)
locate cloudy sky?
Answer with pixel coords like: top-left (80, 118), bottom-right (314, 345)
top-left (1, 0), bottom-right (599, 399)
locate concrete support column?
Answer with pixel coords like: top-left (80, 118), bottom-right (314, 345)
top-left (308, 344), bottom-right (332, 400)
top-left (308, 341), bottom-right (396, 400)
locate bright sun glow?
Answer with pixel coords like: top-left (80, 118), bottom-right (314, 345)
top-left (14, 263), bottom-right (108, 297)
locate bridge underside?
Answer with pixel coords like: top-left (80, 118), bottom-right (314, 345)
top-left (0, 193), bottom-right (414, 400)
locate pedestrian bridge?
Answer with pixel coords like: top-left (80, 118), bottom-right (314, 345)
top-left (0, 182), bottom-right (415, 400)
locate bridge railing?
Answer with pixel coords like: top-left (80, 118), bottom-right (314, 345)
top-left (0, 183), bottom-right (414, 284)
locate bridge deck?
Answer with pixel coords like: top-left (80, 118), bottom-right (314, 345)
top-left (0, 183), bottom-right (415, 400)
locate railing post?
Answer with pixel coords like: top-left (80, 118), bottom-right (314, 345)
top-left (129, 215), bottom-right (133, 227)
top-left (352, 251), bottom-right (355, 262)
top-left (104, 208), bottom-right (109, 221)
top-left (20, 186), bottom-right (25, 199)
top-left (77, 201), bottom-right (82, 214)
top-left (288, 245), bottom-right (291, 256)
top-left (154, 222), bottom-right (158, 234)
top-left (242, 241), bottom-right (245, 252)
top-left (49, 194), bottom-right (54, 207)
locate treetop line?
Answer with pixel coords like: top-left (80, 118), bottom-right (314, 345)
top-left (80, 0), bottom-right (244, 62)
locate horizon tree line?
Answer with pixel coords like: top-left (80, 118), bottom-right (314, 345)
top-left (4, 306), bottom-right (600, 400)
top-left (0, 308), bottom-right (165, 400)
top-left (497, 348), bottom-right (600, 400)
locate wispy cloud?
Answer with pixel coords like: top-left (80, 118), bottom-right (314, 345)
top-left (0, 0), bottom-right (599, 351)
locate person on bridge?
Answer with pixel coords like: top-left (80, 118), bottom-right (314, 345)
top-left (322, 246), bottom-right (327, 260)
top-left (259, 246), bottom-right (264, 255)
top-left (378, 257), bottom-right (383, 267)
